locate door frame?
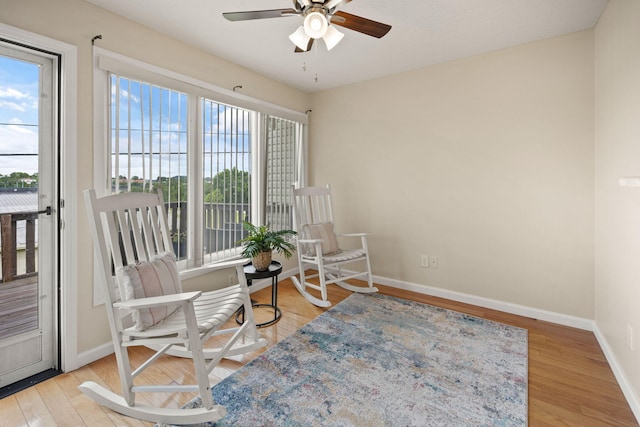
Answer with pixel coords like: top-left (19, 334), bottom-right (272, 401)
top-left (0, 24), bottom-right (78, 372)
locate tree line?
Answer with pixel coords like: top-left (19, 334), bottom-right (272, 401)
top-left (113, 167), bottom-right (250, 203)
top-left (0, 172), bottom-right (38, 188)
top-left (2, 168), bottom-right (250, 204)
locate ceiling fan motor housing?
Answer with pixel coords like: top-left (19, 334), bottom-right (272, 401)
top-left (304, 8), bottom-right (329, 39)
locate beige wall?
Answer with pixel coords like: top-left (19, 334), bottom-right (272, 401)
top-left (309, 30), bottom-right (595, 319)
top-left (595, 0), bottom-right (640, 407)
top-left (0, 0), bottom-right (309, 353)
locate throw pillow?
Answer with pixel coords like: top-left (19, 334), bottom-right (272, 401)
top-left (303, 222), bottom-right (340, 255)
top-left (117, 253), bottom-right (181, 331)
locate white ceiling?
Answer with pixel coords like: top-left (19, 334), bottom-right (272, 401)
top-left (84, 0), bottom-right (608, 93)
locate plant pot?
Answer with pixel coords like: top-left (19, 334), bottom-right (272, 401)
top-left (172, 241), bottom-right (186, 260)
top-left (252, 251), bottom-right (272, 271)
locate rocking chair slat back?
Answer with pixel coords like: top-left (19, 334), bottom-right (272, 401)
top-left (294, 185), bottom-right (334, 229)
top-left (89, 190), bottom-right (177, 304)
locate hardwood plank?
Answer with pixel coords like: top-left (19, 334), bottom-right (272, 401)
top-left (35, 377), bottom-right (86, 426)
top-left (14, 384), bottom-right (58, 426)
top-left (0, 395), bottom-right (27, 427)
top-left (69, 367), bottom-right (147, 426)
top-left (54, 372), bottom-right (119, 426)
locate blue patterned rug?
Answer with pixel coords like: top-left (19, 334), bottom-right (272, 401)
top-left (181, 293), bottom-right (528, 426)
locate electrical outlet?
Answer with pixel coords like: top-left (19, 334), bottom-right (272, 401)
top-left (420, 255), bottom-right (429, 268)
top-left (429, 256), bottom-right (439, 269)
top-left (627, 324), bottom-right (634, 350)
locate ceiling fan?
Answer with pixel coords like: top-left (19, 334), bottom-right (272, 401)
top-left (223, 0), bottom-right (392, 52)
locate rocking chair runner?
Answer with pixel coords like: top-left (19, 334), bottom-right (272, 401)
top-left (291, 185), bottom-right (378, 307)
top-left (79, 189), bottom-right (267, 425)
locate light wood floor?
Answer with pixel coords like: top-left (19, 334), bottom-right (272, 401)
top-left (0, 279), bottom-right (637, 426)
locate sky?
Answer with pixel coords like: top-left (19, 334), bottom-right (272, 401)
top-left (0, 54), bottom-right (39, 175)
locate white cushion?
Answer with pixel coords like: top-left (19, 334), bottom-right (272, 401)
top-left (302, 222), bottom-right (340, 255)
top-left (117, 253), bottom-right (181, 331)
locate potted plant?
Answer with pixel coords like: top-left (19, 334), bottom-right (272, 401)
top-left (238, 221), bottom-right (297, 271)
top-left (171, 230), bottom-right (187, 258)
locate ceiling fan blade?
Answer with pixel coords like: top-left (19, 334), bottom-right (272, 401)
top-left (295, 38), bottom-right (314, 53)
top-left (223, 8), bottom-right (298, 22)
top-left (330, 11), bottom-right (391, 38)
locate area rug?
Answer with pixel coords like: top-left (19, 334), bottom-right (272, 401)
top-left (181, 293), bottom-right (528, 426)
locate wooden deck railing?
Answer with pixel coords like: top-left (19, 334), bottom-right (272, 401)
top-left (0, 210), bottom-right (39, 340)
top-left (0, 210), bottom-right (38, 283)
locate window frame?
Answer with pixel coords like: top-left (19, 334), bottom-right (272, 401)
top-left (92, 48), bottom-right (307, 303)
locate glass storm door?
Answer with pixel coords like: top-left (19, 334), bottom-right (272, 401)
top-left (0, 43), bottom-right (57, 388)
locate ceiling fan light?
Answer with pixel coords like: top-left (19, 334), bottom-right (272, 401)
top-left (323, 25), bottom-right (344, 51)
top-left (304, 11), bottom-right (328, 39)
top-left (289, 26), bottom-right (311, 50)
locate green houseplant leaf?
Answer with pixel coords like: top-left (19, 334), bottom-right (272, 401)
top-left (238, 222), bottom-right (297, 259)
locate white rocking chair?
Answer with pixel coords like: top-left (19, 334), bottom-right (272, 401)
top-left (291, 185), bottom-right (378, 307)
top-left (79, 189), bottom-right (267, 425)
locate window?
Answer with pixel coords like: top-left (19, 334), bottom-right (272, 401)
top-left (202, 99), bottom-right (253, 264)
top-left (265, 115), bottom-right (301, 232)
top-left (110, 76), bottom-right (191, 260)
top-left (95, 49), bottom-right (307, 274)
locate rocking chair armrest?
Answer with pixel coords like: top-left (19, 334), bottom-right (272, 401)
top-left (336, 232), bottom-right (368, 238)
top-left (298, 238), bottom-right (323, 244)
top-left (181, 258), bottom-right (246, 277)
top-left (114, 291), bottom-right (202, 310)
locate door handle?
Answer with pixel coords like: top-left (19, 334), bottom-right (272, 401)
top-left (38, 206), bottom-right (52, 216)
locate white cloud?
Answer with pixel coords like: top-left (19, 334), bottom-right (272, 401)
top-left (0, 124), bottom-right (38, 174)
top-left (0, 86), bottom-right (29, 100)
top-left (111, 85), bottom-right (141, 104)
top-left (0, 157), bottom-right (37, 175)
top-left (0, 100), bottom-right (26, 112)
top-left (0, 85), bottom-right (38, 116)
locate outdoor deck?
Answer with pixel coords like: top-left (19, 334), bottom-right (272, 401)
top-left (0, 276), bottom-right (37, 341)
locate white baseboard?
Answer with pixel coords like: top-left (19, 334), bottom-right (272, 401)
top-left (76, 341), bottom-right (114, 368)
top-left (593, 324), bottom-right (640, 423)
top-left (267, 267), bottom-right (594, 330)
top-left (372, 274), bottom-right (594, 331)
